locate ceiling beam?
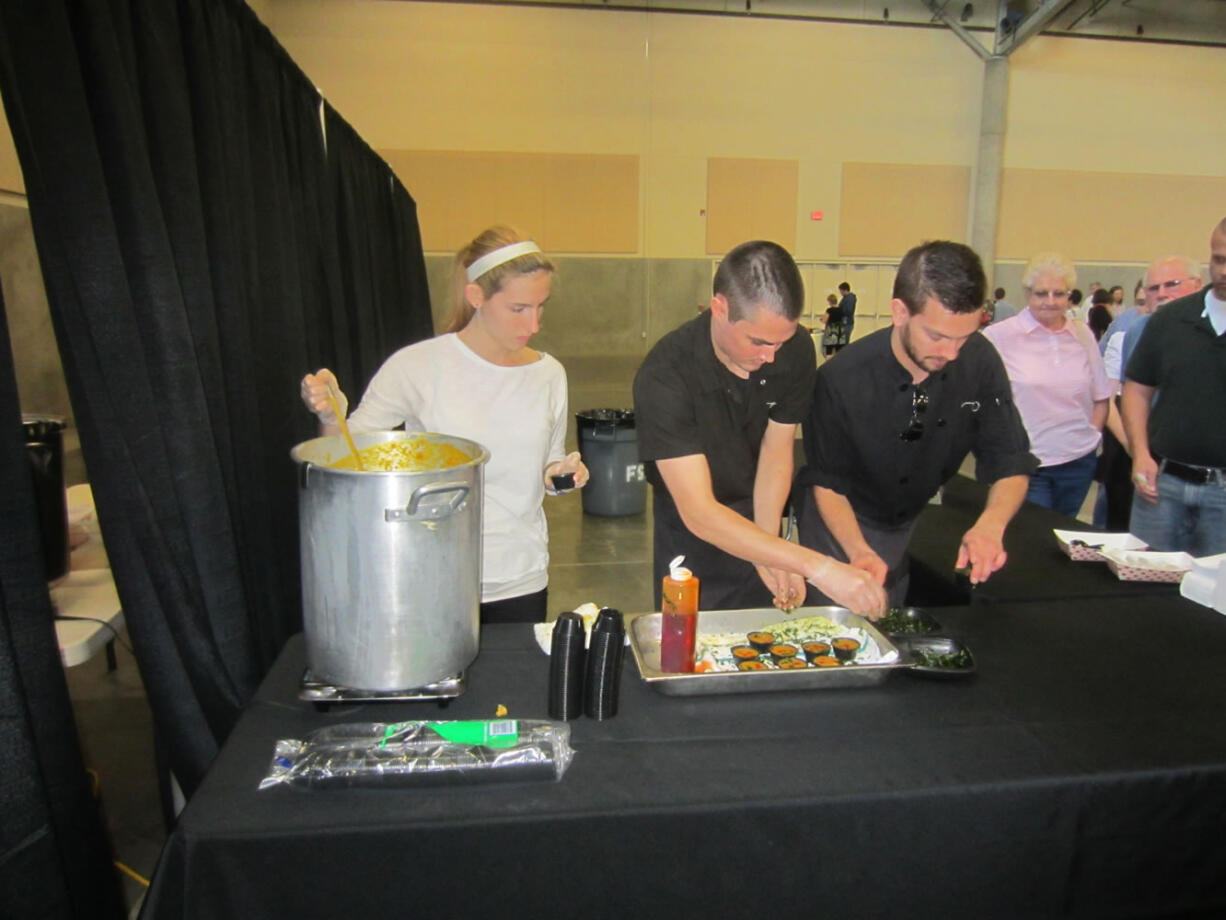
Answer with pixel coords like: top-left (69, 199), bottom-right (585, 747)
top-left (922, 0), bottom-right (993, 59)
top-left (995, 0), bottom-right (1080, 55)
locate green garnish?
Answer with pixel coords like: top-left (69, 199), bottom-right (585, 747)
top-left (911, 647), bottom-right (973, 669)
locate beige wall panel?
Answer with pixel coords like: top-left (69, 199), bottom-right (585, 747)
top-left (998, 169), bottom-right (1226, 262)
top-left (266, 1), bottom-right (650, 154)
top-left (542, 155), bottom-right (638, 253)
top-left (795, 160), bottom-right (842, 260)
top-left (706, 158), bottom-right (798, 255)
top-left (643, 16), bottom-right (982, 163)
top-left (1007, 36), bottom-right (1226, 176)
top-left (262, 0), bottom-right (1226, 263)
top-left (839, 163), bottom-right (970, 258)
top-left (644, 155), bottom-right (707, 257)
top-left (382, 150), bottom-right (637, 253)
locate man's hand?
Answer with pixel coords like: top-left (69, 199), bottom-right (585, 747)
top-left (848, 551), bottom-right (888, 586)
top-left (1131, 454), bottom-right (1160, 504)
top-left (807, 559), bottom-right (887, 620)
top-left (757, 565), bottom-right (805, 610)
top-left (955, 526), bottom-right (1007, 584)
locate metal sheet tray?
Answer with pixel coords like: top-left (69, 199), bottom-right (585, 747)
top-left (628, 606), bottom-right (905, 696)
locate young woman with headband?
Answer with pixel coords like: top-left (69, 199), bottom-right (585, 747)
top-left (301, 226), bottom-right (588, 623)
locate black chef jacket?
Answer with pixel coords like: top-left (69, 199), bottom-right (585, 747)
top-left (633, 310), bottom-right (815, 609)
top-left (796, 327), bottom-right (1035, 528)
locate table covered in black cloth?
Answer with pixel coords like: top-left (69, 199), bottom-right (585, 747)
top-left (906, 475), bottom-right (1178, 606)
top-left (143, 596), bottom-right (1226, 919)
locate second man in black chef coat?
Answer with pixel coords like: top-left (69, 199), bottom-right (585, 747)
top-left (633, 240), bottom-right (886, 617)
top-left (795, 240), bottom-right (1036, 606)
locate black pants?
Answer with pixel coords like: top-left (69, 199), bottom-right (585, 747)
top-left (480, 587), bottom-right (548, 624)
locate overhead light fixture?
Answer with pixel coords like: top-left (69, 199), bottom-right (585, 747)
top-left (960, 3), bottom-right (973, 23)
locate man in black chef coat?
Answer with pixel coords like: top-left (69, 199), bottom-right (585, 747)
top-left (796, 240), bottom-right (1035, 606)
top-left (633, 240), bottom-right (886, 617)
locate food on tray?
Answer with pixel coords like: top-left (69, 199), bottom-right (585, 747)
top-left (331, 438), bottom-right (472, 472)
top-left (737, 659), bottom-right (769, 671)
top-left (746, 631), bottom-right (776, 652)
top-left (812, 655), bottom-right (841, 668)
top-left (692, 614), bottom-right (888, 673)
top-left (801, 640), bottom-right (831, 661)
top-left (768, 643), bottom-right (799, 664)
top-left (832, 638), bottom-right (861, 661)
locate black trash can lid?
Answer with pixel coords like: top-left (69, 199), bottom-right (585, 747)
top-left (576, 408), bottom-right (635, 428)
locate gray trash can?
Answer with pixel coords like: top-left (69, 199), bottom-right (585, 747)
top-left (576, 409), bottom-right (646, 517)
top-left (23, 414), bottom-right (69, 583)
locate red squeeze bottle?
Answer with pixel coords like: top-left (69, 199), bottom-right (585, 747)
top-left (659, 555), bottom-right (700, 673)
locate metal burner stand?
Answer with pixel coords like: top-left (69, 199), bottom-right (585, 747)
top-left (299, 669), bottom-right (465, 709)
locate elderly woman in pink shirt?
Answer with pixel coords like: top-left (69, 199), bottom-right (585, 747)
top-left (983, 253), bottom-right (1112, 517)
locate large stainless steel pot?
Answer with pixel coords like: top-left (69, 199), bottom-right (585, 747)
top-left (290, 431), bottom-right (489, 691)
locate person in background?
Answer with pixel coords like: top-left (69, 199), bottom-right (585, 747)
top-left (1066, 288), bottom-right (1083, 322)
top-left (1109, 284), bottom-right (1126, 316)
top-left (633, 240), bottom-right (885, 617)
top-left (300, 226), bottom-right (589, 623)
top-left (983, 253), bottom-right (1112, 518)
top-left (1093, 277), bottom-right (1152, 530)
top-left (795, 241), bottom-right (1034, 607)
top-left (990, 286), bottom-right (1018, 324)
top-left (1087, 287), bottom-right (1114, 341)
top-left (1122, 218), bottom-right (1226, 555)
top-left (837, 281), bottom-right (857, 342)
top-left (819, 292), bottom-right (845, 357)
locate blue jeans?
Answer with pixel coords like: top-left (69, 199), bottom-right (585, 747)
top-left (1027, 449), bottom-right (1098, 518)
top-left (1129, 471), bottom-right (1226, 555)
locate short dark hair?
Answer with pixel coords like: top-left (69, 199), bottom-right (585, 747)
top-left (994, 287), bottom-right (1006, 300)
top-left (838, 282), bottom-right (851, 293)
top-left (892, 240), bottom-right (986, 315)
top-left (1069, 289), bottom-right (1083, 305)
top-left (713, 240), bottom-right (804, 322)
top-left (1091, 287), bottom-right (1112, 305)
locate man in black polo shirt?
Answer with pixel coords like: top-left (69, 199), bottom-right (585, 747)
top-left (795, 240), bottom-right (1035, 606)
top-left (1122, 217), bottom-right (1226, 555)
top-left (633, 240), bottom-right (886, 616)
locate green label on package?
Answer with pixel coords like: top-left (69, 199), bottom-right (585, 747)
top-left (427, 720), bottom-right (519, 749)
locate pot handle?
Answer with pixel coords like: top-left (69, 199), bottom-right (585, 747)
top-left (385, 481), bottom-right (471, 522)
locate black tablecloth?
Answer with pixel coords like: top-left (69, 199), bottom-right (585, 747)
top-left (906, 476), bottom-right (1178, 606)
top-left (143, 598), bottom-right (1226, 919)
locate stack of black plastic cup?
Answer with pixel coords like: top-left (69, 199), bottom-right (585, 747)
top-left (583, 608), bottom-right (625, 720)
top-left (548, 612), bottom-right (586, 721)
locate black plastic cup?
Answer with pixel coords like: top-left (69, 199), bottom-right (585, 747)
top-left (584, 608), bottom-right (625, 720)
top-left (548, 612), bottom-right (586, 721)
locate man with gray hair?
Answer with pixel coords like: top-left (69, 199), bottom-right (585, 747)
top-left (1121, 220), bottom-right (1226, 555)
top-left (634, 240), bottom-right (886, 617)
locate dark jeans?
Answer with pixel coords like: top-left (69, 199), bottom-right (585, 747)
top-left (1027, 449), bottom-right (1098, 518)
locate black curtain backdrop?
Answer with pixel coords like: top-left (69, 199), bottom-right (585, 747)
top-left (0, 0), bottom-right (430, 832)
top-left (0, 286), bottom-right (125, 919)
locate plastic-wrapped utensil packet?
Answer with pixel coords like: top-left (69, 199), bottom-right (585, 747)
top-left (259, 719), bottom-right (574, 790)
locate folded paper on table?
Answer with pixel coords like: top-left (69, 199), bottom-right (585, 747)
top-left (1099, 547), bottom-right (1195, 583)
top-left (1179, 553), bottom-right (1226, 613)
top-left (1053, 529), bottom-right (1147, 562)
top-left (534, 602), bottom-right (628, 654)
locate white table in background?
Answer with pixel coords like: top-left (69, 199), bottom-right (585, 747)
top-left (54, 483), bottom-right (124, 669)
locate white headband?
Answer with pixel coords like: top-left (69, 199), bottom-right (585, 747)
top-left (464, 241), bottom-right (543, 282)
